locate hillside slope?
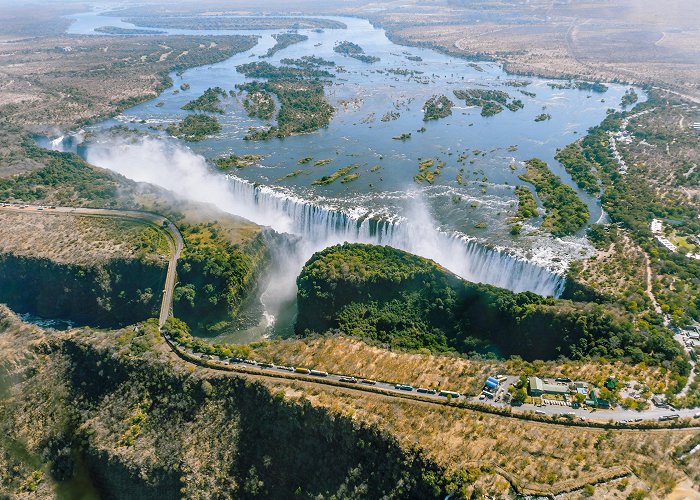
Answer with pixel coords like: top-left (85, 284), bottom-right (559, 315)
top-left (296, 243), bottom-right (685, 371)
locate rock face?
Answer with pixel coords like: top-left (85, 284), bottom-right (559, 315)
top-left (0, 254), bottom-right (167, 327)
top-left (0, 312), bottom-right (448, 499)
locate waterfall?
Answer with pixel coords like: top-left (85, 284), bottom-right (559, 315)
top-left (227, 175), bottom-right (566, 297)
top-left (60, 134), bottom-right (565, 300)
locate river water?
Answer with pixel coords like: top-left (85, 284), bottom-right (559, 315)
top-left (47, 8), bottom-right (643, 340)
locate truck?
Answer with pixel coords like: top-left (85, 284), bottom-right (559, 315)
top-left (294, 367), bottom-right (311, 374)
top-left (439, 390), bottom-right (461, 399)
top-left (395, 384), bottom-right (414, 391)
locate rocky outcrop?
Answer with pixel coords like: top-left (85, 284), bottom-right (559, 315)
top-left (0, 254), bottom-right (166, 327)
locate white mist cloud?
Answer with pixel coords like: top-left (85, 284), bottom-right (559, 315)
top-left (85, 136), bottom-right (297, 234)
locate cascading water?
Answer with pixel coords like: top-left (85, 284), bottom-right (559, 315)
top-left (48, 133), bottom-right (565, 334)
top-left (226, 175), bottom-right (566, 297)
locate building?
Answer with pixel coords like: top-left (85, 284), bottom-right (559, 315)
top-left (652, 395), bottom-right (668, 408)
top-left (484, 376), bottom-right (500, 391)
top-left (574, 381), bottom-right (589, 397)
top-left (528, 377), bottom-right (569, 397)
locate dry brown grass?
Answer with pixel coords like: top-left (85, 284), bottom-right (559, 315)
top-left (344, 0), bottom-right (700, 99)
top-left (252, 336), bottom-right (675, 395)
top-left (261, 377), bottom-right (699, 496)
top-left (0, 211), bottom-right (170, 265)
top-left (574, 231), bottom-right (649, 306)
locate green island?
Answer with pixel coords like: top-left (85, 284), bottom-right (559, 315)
top-left (243, 90), bottom-right (276, 120)
top-left (534, 113), bottom-right (551, 122)
top-left (554, 142), bottom-right (599, 194)
top-left (519, 158), bottom-right (589, 237)
top-left (341, 173), bottom-right (360, 183)
top-left (392, 132), bottom-right (411, 140)
top-left (422, 95), bottom-right (454, 121)
top-left (235, 62), bottom-right (335, 140)
top-left (262, 33), bottom-right (309, 58)
top-left (414, 158), bottom-right (445, 184)
top-left (453, 89), bottom-right (523, 117)
top-left (213, 154), bottom-right (263, 170)
top-left (296, 243), bottom-right (685, 371)
top-left (314, 158), bottom-right (333, 167)
top-left (621, 88), bottom-right (638, 107)
top-left (181, 86), bottom-right (227, 113)
top-left (333, 41), bottom-right (380, 63)
top-left (280, 55), bottom-right (336, 68)
top-left (94, 26), bottom-right (166, 35)
top-left (166, 114), bottom-right (221, 141)
top-left (277, 169), bottom-right (307, 181)
top-left (312, 164), bottom-right (359, 186)
top-left (514, 185), bottom-right (538, 220)
top-left (381, 111), bottom-right (400, 121)
top-left (548, 81), bottom-right (608, 93)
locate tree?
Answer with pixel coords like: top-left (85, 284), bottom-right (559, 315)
top-left (513, 388), bottom-right (527, 404)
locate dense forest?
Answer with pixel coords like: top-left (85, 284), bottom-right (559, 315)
top-left (235, 61), bottom-right (335, 140)
top-left (296, 244), bottom-right (688, 374)
top-left (173, 223), bottom-right (268, 334)
top-left (519, 158), bottom-right (589, 237)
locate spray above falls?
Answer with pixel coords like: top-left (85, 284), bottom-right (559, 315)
top-left (79, 136), bottom-right (566, 297)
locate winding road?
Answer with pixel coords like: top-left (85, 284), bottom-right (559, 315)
top-left (1, 203), bottom-right (699, 429)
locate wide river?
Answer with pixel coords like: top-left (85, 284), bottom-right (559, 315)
top-left (49, 8), bottom-right (643, 340)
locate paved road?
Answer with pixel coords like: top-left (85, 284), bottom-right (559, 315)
top-left (3, 204), bottom-right (699, 428)
top-left (0, 203), bottom-right (183, 327)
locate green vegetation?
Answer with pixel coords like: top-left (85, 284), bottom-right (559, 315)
top-left (453, 89), bottom-right (522, 117)
top-left (519, 158), bottom-right (589, 237)
top-left (548, 81), bottom-right (608, 93)
top-left (181, 87), bottom-right (227, 113)
top-left (280, 55), bottom-right (336, 68)
top-left (312, 164), bottom-right (359, 186)
top-left (423, 95), bottom-right (454, 121)
top-left (392, 133), bottom-right (411, 141)
top-left (514, 185), bottom-right (538, 220)
top-left (166, 114), bottom-right (221, 141)
top-left (555, 142), bottom-right (599, 194)
top-left (262, 33), bottom-right (308, 58)
top-left (277, 169), bottom-right (306, 182)
top-left (236, 61), bottom-right (333, 80)
top-left (0, 143), bottom-right (118, 205)
top-left (333, 41), bottom-right (380, 63)
top-left (314, 159), bottom-right (333, 167)
top-left (93, 26), bottom-right (166, 35)
top-left (296, 244), bottom-right (686, 372)
top-left (575, 81), bottom-right (608, 93)
top-left (235, 62), bottom-right (335, 140)
top-left (243, 90), bottom-right (276, 120)
top-left (173, 223), bottom-right (267, 333)
top-left (341, 173), bottom-right (360, 184)
top-left (0, 250), bottom-right (165, 328)
top-left (594, 100), bottom-right (700, 326)
top-left (621, 88), bottom-right (638, 107)
top-left (534, 113), bottom-right (551, 122)
top-left (298, 157), bottom-right (313, 164)
top-left (213, 154), bottom-right (263, 170)
top-left (381, 111), bottom-right (400, 122)
top-left (414, 159), bottom-right (445, 184)
top-left (125, 16), bottom-right (346, 30)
